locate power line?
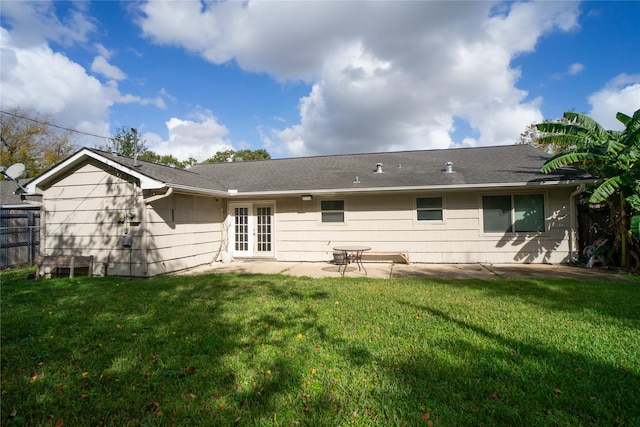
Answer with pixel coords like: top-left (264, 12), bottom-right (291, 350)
top-left (0, 109), bottom-right (111, 140)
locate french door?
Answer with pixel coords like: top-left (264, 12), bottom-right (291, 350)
top-left (228, 203), bottom-right (274, 258)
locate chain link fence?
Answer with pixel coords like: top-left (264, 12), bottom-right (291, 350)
top-left (1, 210), bottom-right (40, 269)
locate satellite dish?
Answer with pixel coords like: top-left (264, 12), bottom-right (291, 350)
top-left (1, 163), bottom-right (28, 194)
top-left (5, 163), bottom-right (25, 180)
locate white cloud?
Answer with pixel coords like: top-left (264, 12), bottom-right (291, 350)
top-left (0, 2), bottom-right (171, 148)
top-left (146, 111), bottom-right (234, 162)
top-left (0, 1), bottom-right (95, 48)
top-left (138, 1), bottom-right (581, 156)
top-left (0, 27), bottom-right (111, 145)
top-left (95, 43), bottom-right (113, 59)
top-left (588, 74), bottom-right (640, 130)
top-left (91, 55), bottom-right (126, 81)
top-left (568, 63), bottom-right (585, 75)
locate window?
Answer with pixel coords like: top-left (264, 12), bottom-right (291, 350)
top-left (483, 194), bottom-right (545, 233)
top-left (321, 200), bottom-right (345, 223)
top-left (483, 195), bottom-right (512, 233)
top-left (514, 194), bottom-right (545, 232)
top-left (416, 197), bottom-right (443, 221)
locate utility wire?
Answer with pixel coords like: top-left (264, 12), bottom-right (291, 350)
top-left (0, 109), bottom-right (111, 140)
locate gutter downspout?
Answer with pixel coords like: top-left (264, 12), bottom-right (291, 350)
top-left (569, 184), bottom-right (585, 264)
top-left (142, 188), bottom-right (173, 275)
top-left (145, 187), bottom-right (173, 204)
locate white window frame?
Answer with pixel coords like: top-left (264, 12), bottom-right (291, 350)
top-left (414, 195), bottom-right (446, 224)
top-left (320, 199), bottom-right (346, 224)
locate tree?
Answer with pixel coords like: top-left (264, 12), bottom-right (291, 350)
top-left (1, 107), bottom-right (76, 178)
top-left (99, 127), bottom-right (147, 158)
top-left (536, 109), bottom-right (640, 268)
top-left (138, 151), bottom-right (197, 169)
top-left (519, 117), bottom-right (571, 154)
top-left (98, 127), bottom-right (196, 169)
top-left (203, 149), bottom-right (271, 163)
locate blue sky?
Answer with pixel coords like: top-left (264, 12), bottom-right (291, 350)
top-left (1, 1), bottom-right (638, 162)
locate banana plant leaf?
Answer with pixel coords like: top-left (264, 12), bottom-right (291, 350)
top-left (632, 215), bottom-right (640, 239)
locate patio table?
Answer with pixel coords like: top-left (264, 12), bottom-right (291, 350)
top-left (332, 245), bottom-right (371, 276)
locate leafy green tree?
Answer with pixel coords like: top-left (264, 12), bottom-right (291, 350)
top-left (99, 127), bottom-right (196, 169)
top-left (1, 107), bottom-right (76, 178)
top-left (138, 151), bottom-right (197, 169)
top-left (519, 117), bottom-right (571, 154)
top-left (204, 149), bottom-right (271, 163)
top-left (536, 109), bottom-right (640, 268)
top-left (99, 127), bottom-right (147, 157)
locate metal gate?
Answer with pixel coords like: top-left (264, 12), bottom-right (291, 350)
top-left (0, 208), bottom-right (40, 269)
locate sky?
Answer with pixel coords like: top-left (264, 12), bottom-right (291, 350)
top-left (1, 1), bottom-right (639, 162)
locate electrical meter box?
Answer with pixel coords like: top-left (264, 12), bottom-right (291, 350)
top-left (121, 235), bottom-right (133, 248)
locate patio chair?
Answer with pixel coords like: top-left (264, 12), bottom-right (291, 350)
top-left (583, 238), bottom-right (608, 268)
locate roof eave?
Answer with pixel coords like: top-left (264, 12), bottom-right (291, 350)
top-left (223, 178), bottom-right (599, 197)
top-left (25, 148), bottom-right (166, 194)
top-left (166, 183), bottom-right (232, 197)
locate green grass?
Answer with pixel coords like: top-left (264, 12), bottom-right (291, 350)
top-left (1, 269), bottom-right (639, 426)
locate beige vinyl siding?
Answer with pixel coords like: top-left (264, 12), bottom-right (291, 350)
top-left (272, 188), bottom-right (574, 264)
top-left (41, 161), bottom-right (144, 276)
top-left (144, 193), bottom-right (223, 276)
top-left (41, 161), bottom-right (223, 276)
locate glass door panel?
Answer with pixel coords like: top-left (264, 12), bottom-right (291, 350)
top-left (256, 206), bottom-right (272, 255)
top-left (228, 203), bottom-right (274, 258)
top-left (234, 207), bottom-right (249, 251)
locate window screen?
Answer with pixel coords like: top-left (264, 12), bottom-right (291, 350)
top-left (483, 194), bottom-right (545, 233)
top-left (321, 200), bottom-right (345, 223)
top-left (514, 194), bottom-right (545, 232)
top-left (417, 197), bottom-right (443, 221)
top-left (483, 195), bottom-right (513, 233)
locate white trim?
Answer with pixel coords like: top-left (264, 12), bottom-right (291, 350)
top-left (25, 148), bottom-right (165, 194)
top-left (413, 194), bottom-right (447, 225)
top-left (319, 197), bottom-right (347, 225)
top-left (479, 191), bottom-right (548, 236)
top-left (164, 183), bottom-right (229, 197)
top-left (226, 201), bottom-right (276, 258)
top-left (223, 179), bottom-right (599, 198)
top-left (228, 202), bottom-right (253, 257)
top-left (23, 147), bottom-right (599, 199)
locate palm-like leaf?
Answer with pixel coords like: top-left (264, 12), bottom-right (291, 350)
top-left (631, 214), bottom-right (640, 238)
top-left (629, 197), bottom-right (640, 214)
top-left (589, 176), bottom-right (622, 204)
top-left (564, 112), bottom-right (609, 138)
top-left (536, 108), bottom-right (640, 268)
top-left (540, 151), bottom-right (596, 173)
top-left (537, 133), bottom-right (590, 148)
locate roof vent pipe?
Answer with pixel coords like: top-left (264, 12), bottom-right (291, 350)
top-left (375, 163), bottom-right (384, 173)
top-left (445, 162), bottom-right (453, 173)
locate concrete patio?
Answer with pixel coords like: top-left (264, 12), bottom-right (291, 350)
top-left (178, 259), bottom-right (634, 281)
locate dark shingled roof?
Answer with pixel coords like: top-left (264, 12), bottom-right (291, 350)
top-left (188, 144), bottom-right (593, 193)
top-left (86, 148), bottom-right (227, 191)
top-left (82, 145), bottom-right (592, 194)
top-left (1, 179), bottom-right (41, 207)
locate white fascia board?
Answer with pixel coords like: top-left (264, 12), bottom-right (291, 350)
top-left (220, 178), bottom-right (599, 197)
top-left (166, 184), bottom-right (230, 197)
top-left (25, 149), bottom-right (165, 194)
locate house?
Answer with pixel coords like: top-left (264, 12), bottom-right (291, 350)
top-left (24, 144), bottom-right (596, 277)
top-left (1, 179), bottom-right (41, 268)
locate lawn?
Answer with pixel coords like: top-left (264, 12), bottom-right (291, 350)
top-left (1, 269), bottom-right (638, 426)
